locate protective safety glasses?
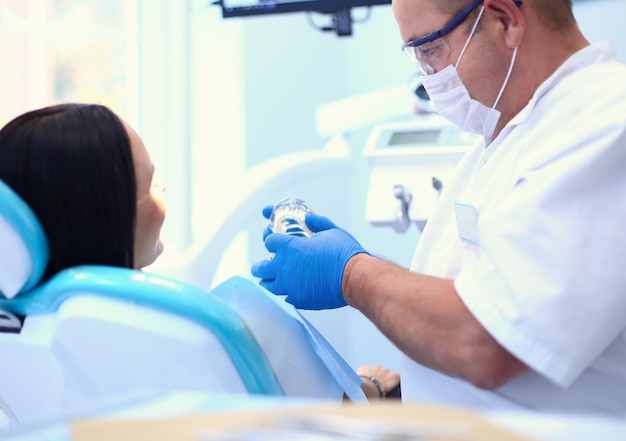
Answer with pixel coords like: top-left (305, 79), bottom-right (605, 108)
top-left (401, 0), bottom-right (522, 74)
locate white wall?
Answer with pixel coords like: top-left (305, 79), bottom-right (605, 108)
top-left (574, 0), bottom-right (626, 61)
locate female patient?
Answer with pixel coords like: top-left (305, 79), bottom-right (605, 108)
top-left (0, 103), bottom-right (166, 282)
top-left (0, 103), bottom-right (399, 400)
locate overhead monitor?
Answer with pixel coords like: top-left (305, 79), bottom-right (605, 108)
top-left (217, 0), bottom-right (391, 36)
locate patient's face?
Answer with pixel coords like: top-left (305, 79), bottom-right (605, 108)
top-left (125, 122), bottom-right (167, 268)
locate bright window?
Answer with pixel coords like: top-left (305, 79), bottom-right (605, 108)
top-left (0, 0), bottom-right (137, 126)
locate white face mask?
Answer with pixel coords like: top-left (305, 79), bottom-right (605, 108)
top-left (421, 6), bottom-right (517, 139)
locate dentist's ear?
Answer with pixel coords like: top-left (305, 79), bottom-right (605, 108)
top-left (485, 0), bottom-right (526, 49)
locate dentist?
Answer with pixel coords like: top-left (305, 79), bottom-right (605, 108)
top-left (252, 0), bottom-right (626, 415)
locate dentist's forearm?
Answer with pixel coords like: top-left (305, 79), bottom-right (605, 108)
top-left (341, 254), bottom-right (527, 389)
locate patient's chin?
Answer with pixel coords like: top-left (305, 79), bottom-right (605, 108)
top-left (150, 239), bottom-right (165, 265)
top-left (136, 240), bottom-right (164, 269)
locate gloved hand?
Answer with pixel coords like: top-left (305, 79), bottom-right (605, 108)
top-left (252, 207), bottom-right (369, 310)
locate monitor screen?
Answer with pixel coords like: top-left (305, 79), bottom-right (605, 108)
top-left (388, 130), bottom-right (441, 147)
top-left (220, 0), bottom-right (390, 18)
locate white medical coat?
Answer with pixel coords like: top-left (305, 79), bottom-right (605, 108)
top-left (401, 41), bottom-right (626, 415)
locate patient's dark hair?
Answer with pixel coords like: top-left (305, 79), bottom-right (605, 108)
top-left (0, 103), bottom-right (136, 281)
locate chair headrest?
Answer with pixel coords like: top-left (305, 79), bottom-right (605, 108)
top-left (0, 180), bottom-right (49, 299)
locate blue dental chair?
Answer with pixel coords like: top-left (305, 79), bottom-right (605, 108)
top-left (0, 180), bottom-right (362, 427)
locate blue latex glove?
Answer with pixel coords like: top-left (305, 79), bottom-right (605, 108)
top-left (252, 207), bottom-right (368, 310)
